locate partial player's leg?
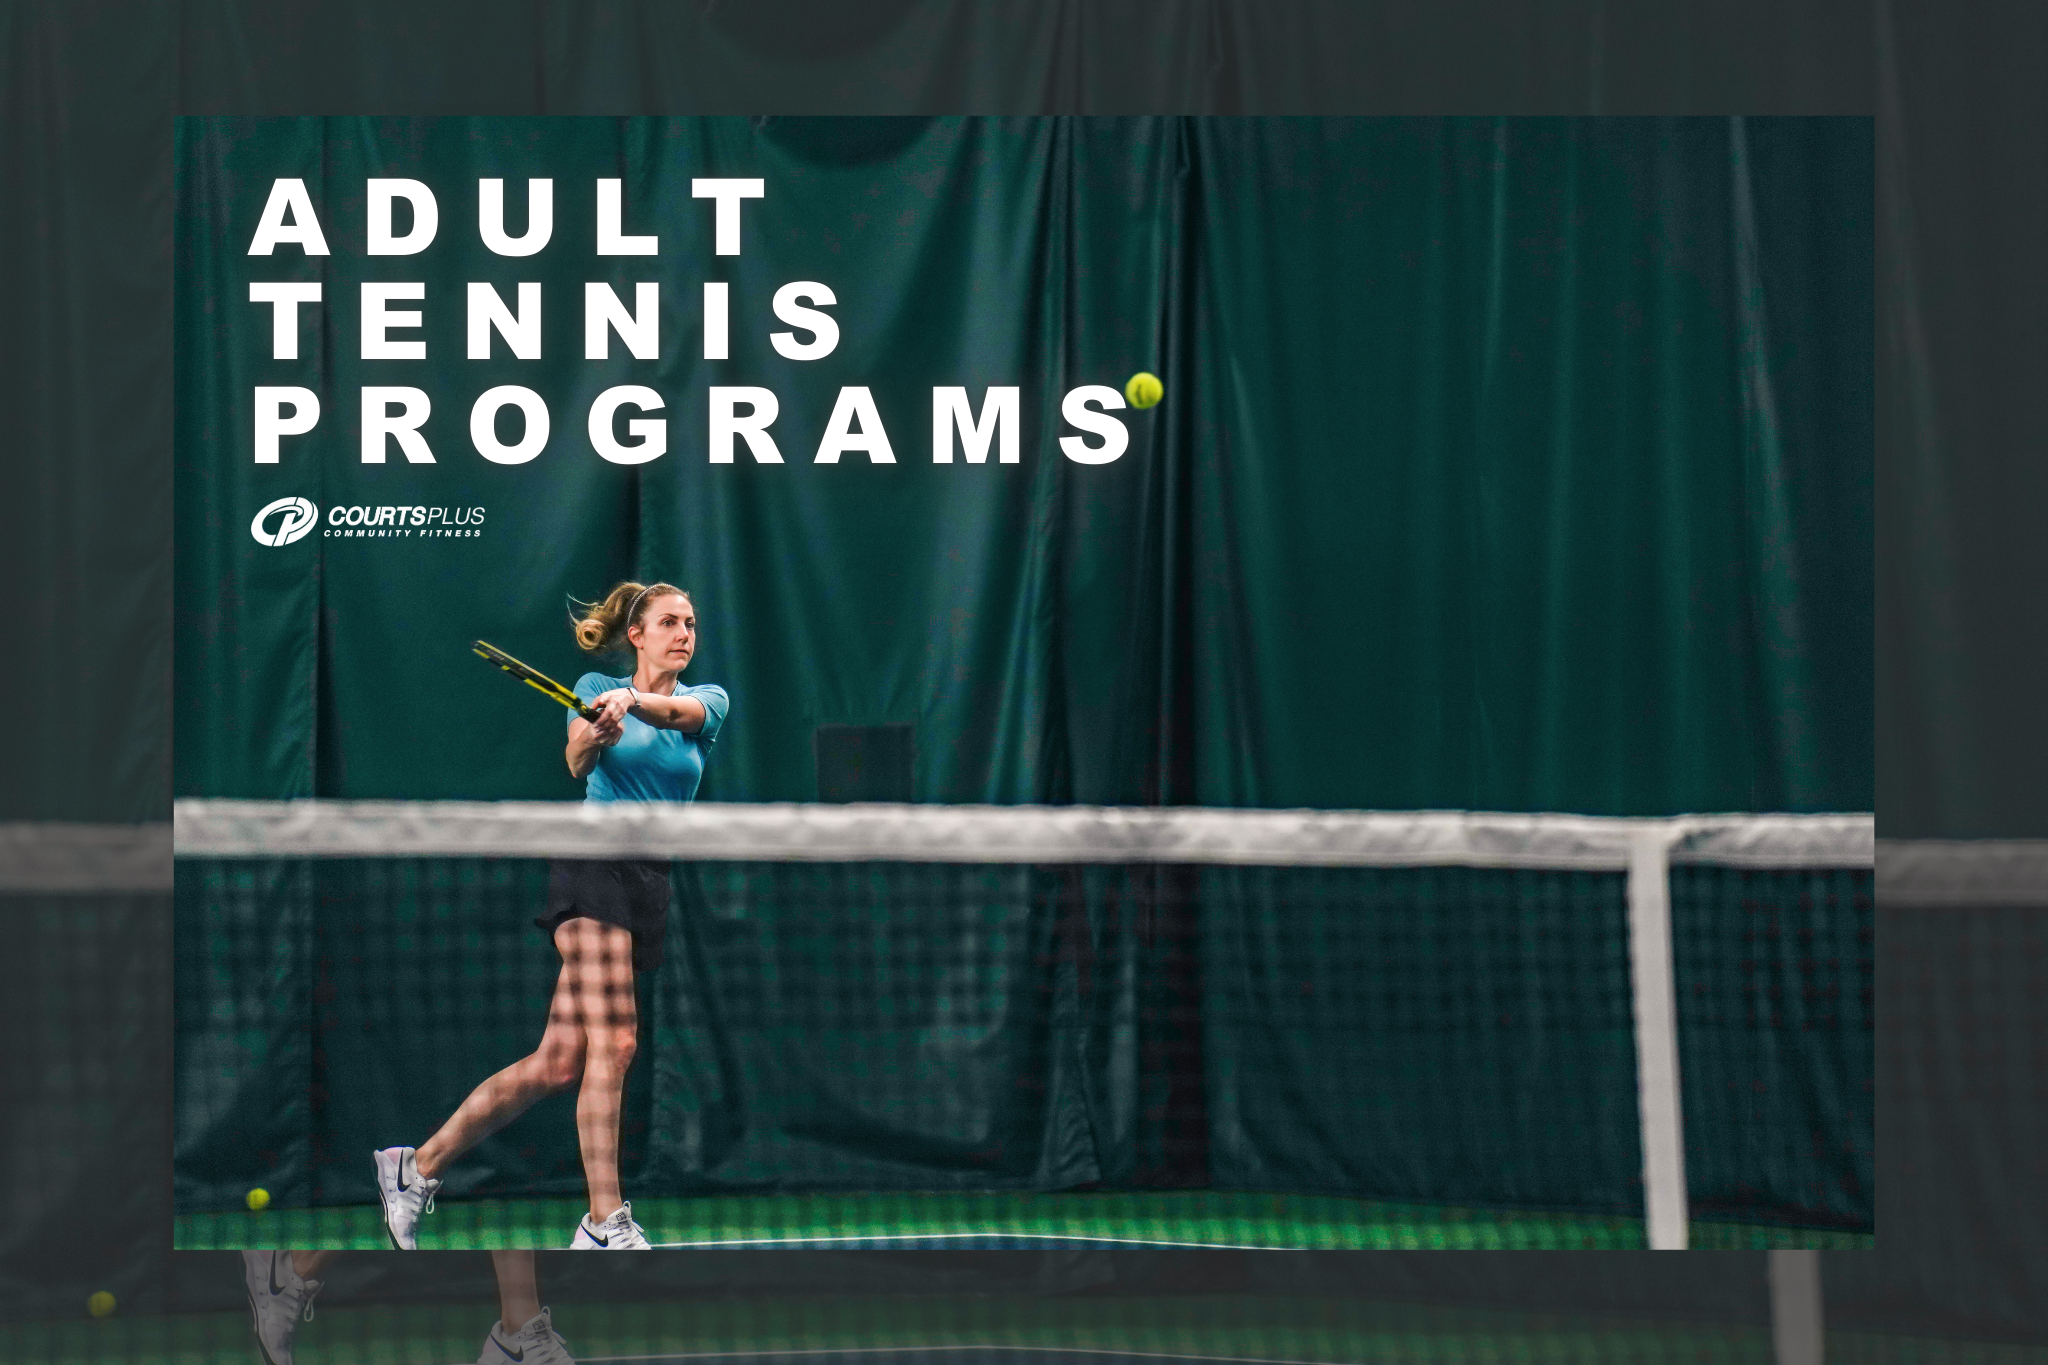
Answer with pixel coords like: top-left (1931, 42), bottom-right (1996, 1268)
top-left (477, 1250), bottom-right (576, 1364)
top-left (374, 960), bottom-right (590, 1247)
top-left (555, 917), bottom-right (650, 1249)
top-left (241, 1250), bottom-right (337, 1365)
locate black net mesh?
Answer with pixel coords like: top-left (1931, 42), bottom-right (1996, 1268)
top-left (1670, 867), bottom-right (1876, 1232)
top-left (171, 812), bottom-right (1872, 1254)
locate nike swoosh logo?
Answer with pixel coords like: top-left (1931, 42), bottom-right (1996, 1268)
top-left (269, 1252), bottom-right (286, 1296)
top-left (587, 1225), bottom-right (610, 1246)
top-left (496, 1339), bottom-right (525, 1361)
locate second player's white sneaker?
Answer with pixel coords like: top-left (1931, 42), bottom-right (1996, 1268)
top-left (371, 1146), bottom-right (440, 1250)
top-left (242, 1250), bottom-right (323, 1365)
top-left (478, 1307), bottom-right (576, 1365)
top-left (569, 1200), bottom-right (651, 1248)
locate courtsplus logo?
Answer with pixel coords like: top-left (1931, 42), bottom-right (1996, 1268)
top-left (250, 496), bottom-right (318, 546)
top-left (249, 497), bottom-right (487, 545)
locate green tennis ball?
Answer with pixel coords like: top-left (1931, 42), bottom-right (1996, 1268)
top-left (1124, 372), bottom-right (1164, 409)
top-left (246, 1187), bottom-right (271, 1211)
top-left (87, 1291), bottom-right (116, 1318)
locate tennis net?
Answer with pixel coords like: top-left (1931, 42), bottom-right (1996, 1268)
top-left (172, 801), bottom-right (1871, 1251)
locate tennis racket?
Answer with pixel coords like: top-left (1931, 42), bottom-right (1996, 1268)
top-left (472, 640), bottom-right (604, 723)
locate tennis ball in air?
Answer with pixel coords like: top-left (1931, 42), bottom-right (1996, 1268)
top-left (1124, 372), bottom-right (1164, 409)
top-left (87, 1291), bottom-right (116, 1318)
top-left (246, 1187), bottom-right (271, 1211)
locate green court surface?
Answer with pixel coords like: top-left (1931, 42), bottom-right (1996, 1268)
top-left (9, 1297), bottom-right (2038, 1365)
top-left (174, 1190), bottom-right (1872, 1252)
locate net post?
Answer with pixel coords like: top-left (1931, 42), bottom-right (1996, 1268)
top-left (1628, 822), bottom-right (1690, 1249)
top-left (1769, 1248), bottom-right (1825, 1365)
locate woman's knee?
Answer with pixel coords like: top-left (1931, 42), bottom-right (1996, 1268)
top-left (535, 1043), bottom-right (584, 1091)
top-left (594, 1027), bottom-right (637, 1071)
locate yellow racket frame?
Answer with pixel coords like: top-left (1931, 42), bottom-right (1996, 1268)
top-left (472, 640), bottom-right (603, 723)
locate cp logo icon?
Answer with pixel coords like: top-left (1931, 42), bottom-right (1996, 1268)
top-left (251, 496), bottom-right (319, 547)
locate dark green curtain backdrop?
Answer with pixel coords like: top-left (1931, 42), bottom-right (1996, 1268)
top-left (176, 116), bottom-right (1872, 814)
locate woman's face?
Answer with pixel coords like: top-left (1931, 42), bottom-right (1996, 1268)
top-left (628, 593), bottom-right (695, 673)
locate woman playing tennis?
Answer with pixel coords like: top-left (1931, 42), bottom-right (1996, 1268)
top-left (373, 582), bottom-right (728, 1250)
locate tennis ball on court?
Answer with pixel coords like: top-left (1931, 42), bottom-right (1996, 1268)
top-left (87, 1291), bottom-right (116, 1318)
top-left (1124, 372), bottom-right (1164, 409)
top-left (246, 1187), bottom-right (271, 1211)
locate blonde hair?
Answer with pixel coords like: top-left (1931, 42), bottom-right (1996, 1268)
top-left (569, 581), bottom-right (691, 656)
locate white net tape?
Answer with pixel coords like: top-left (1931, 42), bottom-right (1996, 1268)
top-left (164, 800), bottom-right (1872, 870)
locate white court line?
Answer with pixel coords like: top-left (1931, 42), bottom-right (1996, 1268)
top-left (575, 1346), bottom-right (1361, 1365)
top-left (648, 1232), bottom-right (1353, 1251)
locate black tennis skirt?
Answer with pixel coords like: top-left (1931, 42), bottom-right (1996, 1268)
top-left (535, 858), bottom-right (672, 973)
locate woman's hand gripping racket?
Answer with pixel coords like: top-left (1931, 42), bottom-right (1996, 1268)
top-left (472, 641), bottom-right (605, 723)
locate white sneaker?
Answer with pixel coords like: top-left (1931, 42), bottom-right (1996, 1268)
top-left (568, 1200), bottom-right (650, 1249)
top-left (371, 1146), bottom-right (440, 1250)
top-left (241, 1250), bottom-right (323, 1365)
top-left (478, 1307), bottom-right (576, 1365)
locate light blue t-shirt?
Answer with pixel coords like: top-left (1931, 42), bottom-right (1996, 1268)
top-left (572, 673), bottom-right (729, 803)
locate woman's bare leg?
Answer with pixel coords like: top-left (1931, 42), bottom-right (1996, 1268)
top-left (556, 917), bottom-right (639, 1223)
top-left (406, 916), bottom-right (636, 1223)
top-left (414, 963), bottom-right (588, 1181)
top-left (490, 1250), bottom-right (542, 1330)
